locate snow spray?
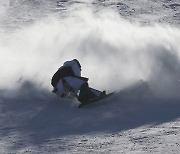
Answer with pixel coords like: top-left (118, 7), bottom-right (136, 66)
top-left (0, 6), bottom-right (180, 100)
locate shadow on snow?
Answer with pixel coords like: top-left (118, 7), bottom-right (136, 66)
top-left (0, 80), bottom-right (180, 149)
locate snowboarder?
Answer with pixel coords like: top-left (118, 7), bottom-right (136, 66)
top-left (51, 59), bottom-right (106, 103)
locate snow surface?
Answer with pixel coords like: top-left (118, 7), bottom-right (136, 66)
top-left (0, 0), bottom-right (180, 153)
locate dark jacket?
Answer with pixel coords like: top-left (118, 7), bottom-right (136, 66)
top-left (51, 66), bottom-right (75, 87)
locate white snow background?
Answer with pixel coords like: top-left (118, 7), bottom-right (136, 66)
top-left (0, 0), bottom-right (180, 153)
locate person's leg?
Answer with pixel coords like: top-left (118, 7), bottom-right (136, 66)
top-left (78, 82), bottom-right (97, 103)
top-left (79, 86), bottom-right (106, 102)
top-left (64, 77), bottom-right (86, 94)
top-left (64, 77), bottom-right (106, 102)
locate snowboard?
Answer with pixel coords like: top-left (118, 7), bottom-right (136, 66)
top-left (78, 91), bottom-right (115, 108)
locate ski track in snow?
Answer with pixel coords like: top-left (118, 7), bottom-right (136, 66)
top-left (0, 0), bottom-right (180, 153)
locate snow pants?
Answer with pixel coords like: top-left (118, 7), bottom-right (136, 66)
top-left (56, 76), bottom-right (85, 97)
top-left (56, 76), bottom-right (102, 101)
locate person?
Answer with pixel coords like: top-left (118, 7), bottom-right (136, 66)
top-left (51, 59), bottom-right (106, 103)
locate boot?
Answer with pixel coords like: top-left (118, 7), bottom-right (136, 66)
top-left (100, 90), bottom-right (106, 97)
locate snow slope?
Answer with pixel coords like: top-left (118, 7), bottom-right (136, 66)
top-left (0, 0), bottom-right (180, 153)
